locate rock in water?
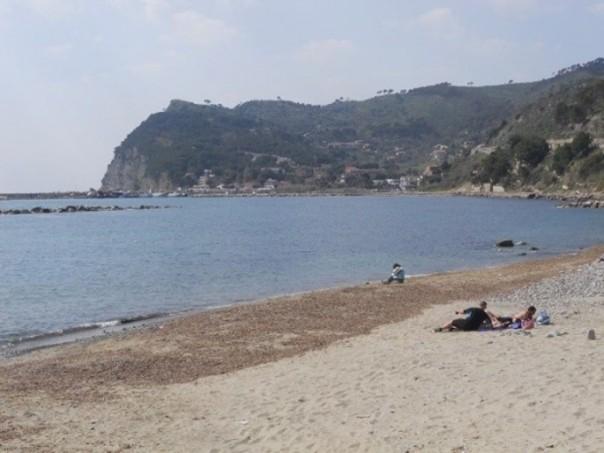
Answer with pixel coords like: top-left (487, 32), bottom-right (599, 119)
top-left (496, 239), bottom-right (514, 248)
top-left (587, 329), bottom-right (596, 340)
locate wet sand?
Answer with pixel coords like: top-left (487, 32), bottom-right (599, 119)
top-left (1, 246), bottom-right (603, 452)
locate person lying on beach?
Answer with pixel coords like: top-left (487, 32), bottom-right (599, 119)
top-left (383, 263), bottom-right (405, 284)
top-left (490, 306), bottom-right (537, 329)
top-left (434, 301), bottom-right (495, 332)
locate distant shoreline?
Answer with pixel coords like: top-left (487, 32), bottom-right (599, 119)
top-left (2, 189), bottom-right (603, 209)
top-left (1, 188), bottom-right (603, 199)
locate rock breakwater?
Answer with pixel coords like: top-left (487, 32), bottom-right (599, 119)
top-left (0, 205), bottom-right (166, 215)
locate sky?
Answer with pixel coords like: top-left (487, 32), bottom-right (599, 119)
top-left (0, 0), bottom-right (602, 192)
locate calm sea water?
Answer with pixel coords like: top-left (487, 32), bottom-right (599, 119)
top-left (1, 196), bottom-right (604, 343)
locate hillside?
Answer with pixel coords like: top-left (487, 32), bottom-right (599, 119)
top-left (101, 58), bottom-right (604, 193)
top-left (442, 72), bottom-right (604, 192)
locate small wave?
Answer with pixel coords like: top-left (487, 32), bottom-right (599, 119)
top-left (119, 312), bottom-right (167, 324)
top-left (96, 320), bottom-right (121, 328)
top-left (3, 312), bottom-right (168, 346)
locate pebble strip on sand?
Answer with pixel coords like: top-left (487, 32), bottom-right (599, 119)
top-left (485, 255), bottom-right (604, 319)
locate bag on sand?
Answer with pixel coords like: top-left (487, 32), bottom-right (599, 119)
top-left (536, 310), bottom-right (551, 326)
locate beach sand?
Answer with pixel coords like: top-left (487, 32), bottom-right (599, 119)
top-left (1, 247), bottom-right (604, 452)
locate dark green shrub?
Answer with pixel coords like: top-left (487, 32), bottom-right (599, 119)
top-left (552, 144), bottom-right (574, 174)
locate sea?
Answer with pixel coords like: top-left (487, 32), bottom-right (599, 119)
top-left (1, 195), bottom-right (604, 346)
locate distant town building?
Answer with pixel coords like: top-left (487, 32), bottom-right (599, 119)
top-left (471, 144), bottom-right (496, 155)
top-left (399, 176), bottom-right (419, 191)
top-left (546, 138), bottom-right (573, 150)
top-left (189, 169), bottom-right (216, 194)
top-left (255, 178), bottom-right (278, 193)
top-left (327, 140), bottom-right (364, 150)
top-left (423, 165), bottom-right (441, 177)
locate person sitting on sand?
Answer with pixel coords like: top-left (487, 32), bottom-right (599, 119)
top-left (383, 263), bottom-right (405, 284)
top-left (435, 301), bottom-right (495, 332)
top-left (491, 306), bottom-right (537, 328)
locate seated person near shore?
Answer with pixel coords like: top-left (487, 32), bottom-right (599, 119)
top-left (435, 301), bottom-right (495, 332)
top-left (489, 306), bottom-right (536, 328)
top-left (383, 263), bottom-right (405, 284)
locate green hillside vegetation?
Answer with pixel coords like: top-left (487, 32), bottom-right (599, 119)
top-left (552, 133), bottom-right (604, 189)
top-left (437, 71), bottom-right (604, 192)
top-left (117, 101), bottom-right (329, 188)
top-left (489, 77), bottom-right (604, 145)
top-left (470, 132), bottom-right (601, 190)
top-left (101, 58), bottom-right (604, 192)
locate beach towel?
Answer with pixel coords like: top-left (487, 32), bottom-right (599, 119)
top-left (522, 319), bottom-right (535, 330)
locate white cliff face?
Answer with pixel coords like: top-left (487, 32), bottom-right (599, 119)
top-left (101, 146), bottom-right (175, 192)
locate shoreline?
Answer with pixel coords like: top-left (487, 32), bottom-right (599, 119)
top-left (0, 250), bottom-right (576, 359)
top-left (0, 272), bottom-right (438, 359)
top-left (2, 246), bottom-right (604, 451)
top-left (2, 245), bottom-right (602, 379)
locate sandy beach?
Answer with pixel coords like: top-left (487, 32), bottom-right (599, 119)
top-left (2, 246), bottom-right (604, 452)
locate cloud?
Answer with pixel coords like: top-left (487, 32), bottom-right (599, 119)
top-left (486, 0), bottom-right (540, 14)
top-left (418, 7), bottom-right (453, 27)
top-left (416, 7), bottom-right (463, 39)
top-left (141, 0), bottom-right (168, 22)
top-left (214, 0), bottom-right (256, 9)
top-left (0, 0), bottom-right (10, 15)
top-left (105, 0), bottom-right (169, 23)
top-left (469, 37), bottom-right (514, 57)
top-left (590, 2), bottom-right (604, 13)
top-left (104, 0), bottom-right (130, 11)
top-left (413, 7), bottom-right (517, 61)
top-left (129, 61), bottom-right (163, 77)
top-left (295, 39), bottom-right (353, 65)
top-left (21, 0), bottom-right (79, 19)
top-left (168, 10), bottom-right (237, 47)
top-left (45, 42), bottom-right (74, 57)
top-left (106, 2), bottom-right (239, 48)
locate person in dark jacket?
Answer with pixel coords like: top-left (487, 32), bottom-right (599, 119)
top-left (383, 263), bottom-right (405, 284)
top-left (435, 301), bottom-right (494, 332)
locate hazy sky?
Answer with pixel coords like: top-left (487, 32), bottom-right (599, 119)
top-left (0, 0), bottom-right (602, 192)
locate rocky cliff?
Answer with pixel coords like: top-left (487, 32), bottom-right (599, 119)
top-left (102, 146), bottom-right (174, 192)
